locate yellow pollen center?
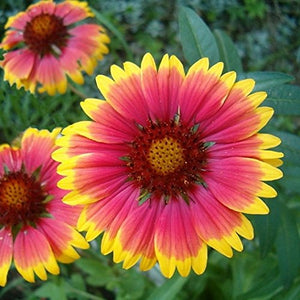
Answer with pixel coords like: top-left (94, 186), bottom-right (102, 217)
top-left (147, 136), bottom-right (185, 175)
top-left (1, 178), bottom-right (29, 208)
top-left (31, 15), bottom-right (56, 36)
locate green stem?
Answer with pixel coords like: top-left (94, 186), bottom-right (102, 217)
top-left (67, 285), bottom-right (105, 300)
top-left (91, 7), bottom-right (133, 61)
top-left (68, 83), bottom-right (88, 99)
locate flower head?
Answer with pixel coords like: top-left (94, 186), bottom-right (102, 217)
top-left (0, 0), bottom-right (110, 95)
top-left (0, 128), bottom-right (89, 286)
top-left (53, 53), bottom-right (283, 278)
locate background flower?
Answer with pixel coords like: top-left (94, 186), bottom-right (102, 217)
top-left (53, 53), bottom-right (283, 278)
top-left (0, 128), bottom-right (89, 286)
top-left (0, 0), bottom-right (110, 95)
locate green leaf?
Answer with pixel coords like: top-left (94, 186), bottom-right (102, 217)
top-left (146, 274), bottom-right (188, 300)
top-left (90, 8), bottom-right (133, 61)
top-left (252, 199), bottom-right (281, 258)
top-left (214, 29), bottom-right (243, 73)
top-left (64, 281), bottom-right (105, 300)
top-left (277, 281), bottom-right (300, 300)
top-left (264, 84), bottom-right (300, 115)
top-left (182, 273), bottom-right (208, 299)
top-left (114, 269), bottom-right (146, 300)
top-left (233, 252), bottom-right (283, 300)
top-left (237, 274), bottom-right (282, 300)
top-left (273, 131), bottom-right (300, 165)
top-left (0, 277), bottom-right (23, 298)
top-left (237, 72), bottom-right (294, 92)
top-left (272, 131), bottom-right (300, 192)
top-left (178, 6), bottom-right (219, 65)
top-left (276, 202), bottom-right (300, 288)
top-left (278, 166), bottom-right (300, 194)
top-left (70, 273), bottom-right (86, 295)
top-left (231, 253), bottom-right (254, 299)
top-left (75, 257), bottom-right (116, 287)
top-left (34, 282), bottom-right (68, 300)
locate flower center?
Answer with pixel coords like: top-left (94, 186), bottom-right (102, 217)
top-left (0, 170), bottom-right (48, 227)
top-left (147, 136), bottom-right (185, 175)
top-left (126, 119), bottom-right (209, 203)
top-left (23, 14), bottom-right (68, 56)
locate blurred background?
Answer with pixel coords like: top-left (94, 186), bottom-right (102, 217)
top-left (0, 1), bottom-right (299, 299)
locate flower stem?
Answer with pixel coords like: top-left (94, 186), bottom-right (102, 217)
top-left (68, 83), bottom-right (88, 99)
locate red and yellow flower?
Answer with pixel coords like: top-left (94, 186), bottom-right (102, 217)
top-left (0, 0), bottom-right (110, 95)
top-left (53, 53), bottom-right (283, 278)
top-left (0, 128), bottom-right (89, 286)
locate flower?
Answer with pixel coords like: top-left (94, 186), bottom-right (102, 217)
top-left (0, 0), bottom-right (110, 95)
top-left (0, 128), bottom-right (89, 286)
top-left (53, 53), bottom-right (283, 278)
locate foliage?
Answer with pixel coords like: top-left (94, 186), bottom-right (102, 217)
top-left (0, 0), bottom-right (300, 299)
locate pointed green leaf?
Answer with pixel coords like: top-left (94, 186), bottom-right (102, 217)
top-left (146, 274), bottom-right (188, 300)
top-left (178, 6), bottom-right (219, 65)
top-left (278, 166), bottom-right (300, 194)
top-left (34, 282), bottom-right (68, 300)
top-left (234, 253), bottom-right (283, 299)
top-left (114, 269), bottom-right (146, 300)
top-left (138, 190), bottom-right (151, 206)
top-left (3, 164), bottom-right (10, 175)
top-left (231, 254), bottom-right (254, 299)
top-left (203, 141), bottom-right (216, 149)
top-left (265, 84), bottom-right (300, 115)
top-left (75, 258), bottom-right (116, 287)
top-left (278, 282), bottom-right (300, 300)
top-left (276, 202), bottom-right (300, 288)
top-left (273, 131), bottom-right (300, 165)
top-left (238, 72), bottom-right (294, 92)
top-left (70, 273), bottom-right (86, 294)
top-left (275, 130), bottom-right (300, 192)
top-left (238, 274), bottom-right (282, 300)
top-left (214, 29), bottom-right (243, 73)
top-left (252, 199), bottom-right (280, 258)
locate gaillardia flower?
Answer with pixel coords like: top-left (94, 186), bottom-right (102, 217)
top-left (0, 128), bottom-right (89, 286)
top-left (0, 0), bottom-right (110, 95)
top-left (53, 53), bottom-right (283, 278)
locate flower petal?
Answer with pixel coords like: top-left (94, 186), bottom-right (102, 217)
top-left (111, 200), bottom-right (162, 272)
top-left (21, 127), bottom-right (61, 175)
top-left (77, 183), bottom-right (138, 243)
top-left (56, 1), bottom-right (93, 25)
top-left (190, 188), bottom-right (253, 257)
top-left (0, 145), bottom-right (21, 176)
top-left (35, 55), bottom-right (67, 95)
top-left (209, 133), bottom-right (283, 160)
top-left (96, 57), bottom-right (150, 125)
top-left (1, 49), bottom-right (35, 87)
top-left (14, 226), bottom-right (59, 282)
top-left (57, 152), bottom-right (127, 205)
top-left (154, 199), bottom-right (207, 277)
top-left (80, 99), bottom-right (138, 143)
top-left (204, 157), bottom-right (282, 213)
top-left (0, 228), bottom-right (13, 287)
top-left (37, 218), bottom-right (89, 263)
top-left (0, 30), bottom-right (24, 50)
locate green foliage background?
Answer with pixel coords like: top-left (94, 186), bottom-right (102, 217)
top-left (0, 1), bottom-right (300, 299)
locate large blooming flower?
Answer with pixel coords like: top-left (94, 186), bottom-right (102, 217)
top-left (0, 128), bottom-right (89, 286)
top-left (0, 0), bottom-right (110, 95)
top-left (53, 53), bottom-right (283, 278)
